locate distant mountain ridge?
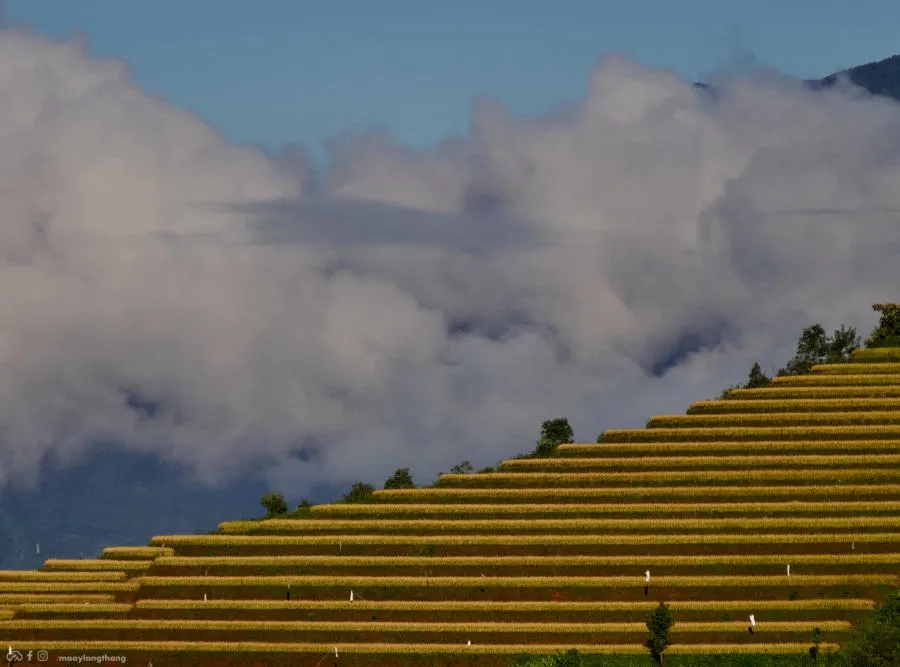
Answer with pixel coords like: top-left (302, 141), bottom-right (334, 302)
top-left (808, 54), bottom-right (900, 100)
top-left (694, 54), bottom-right (900, 103)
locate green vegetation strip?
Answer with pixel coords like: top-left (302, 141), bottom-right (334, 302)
top-left (102, 547), bottom-right (174, 558)
top-left (688, 398), bottom-right (900, 413)
top-left (152, 532), bottom-right (900, 546)
top-left (10, 603), bottom-right (132, 613)
top-left (500, 454), bottom-right (900, 469)
top-left (0, 595), bottom-right (116, 603)
top-left (648, 414), bottom-right (900, 428)
top-left (556, 442), bottom-right (900, 455)
top-left (136, 574), bottom-right (897, 587)
top-left (599, 426), bottom-right (900, 441)
top-left (374, 484), bottom-right (900, 500)
top-left (811, 363), bottom-right (900, 374)
top-left (0, 641), bottom-right (841, 655)
top-left (730, 387), bottom-right (900, 398)
top-left (135, 598), bottom-right (874, 611)
top-left (0, 571), bottom-right (125, 581)
top-left (0, 619), bottom-right (852, 633)
top-left (221, 515), bottom-right (900, 533)
top-left (310, 501), bottom-right (900, 515)
top-left (41, 559), bottom-right (152, 571)
top-left (432, 469), bottom-right (900, 485)
top-left (152, 553), bottom-right (900, 567)
top-left (221, 516), bottom-right (900, 533)
top-left (851, 348), bottom-right (900, 362)
top-left (0, 582), bottom-right (137, 592)
top-left (772, 374), bottom-right (900, 386)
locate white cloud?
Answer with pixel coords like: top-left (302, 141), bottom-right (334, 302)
top-left (0, 35), bottom-right (895, 492)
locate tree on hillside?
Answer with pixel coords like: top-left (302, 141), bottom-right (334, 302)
top-left (838, 590), bottom-right (900, 664)
top-left (450, 460), bottom-right (473, 475)
top-left (532, 418), bottom-right (574, 458)
top-left (260, 492), bottom-right (288, 517)
top-left (646, 601), bottom-right (674, 665)
top-left (866, 303), bottom-right (900, 348)
top-left (778, 323), bottom-right (860, 376)
top-left (541, 418), bottom-right (574, 445)
top-left (383, 468), bottom-right (415, 490)
top-left (746, 362), bottom-right (772, 389)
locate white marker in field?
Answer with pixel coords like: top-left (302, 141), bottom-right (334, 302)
top-left (334, 648), bottom-right (339, 658)
top-left (749, 614), bottom-right (756, 627)
top-left (644, 570), bottom-right (650, 584)
top-left (467, 640), bottom-right (471, 646)
top-left (786, 564), bottom-right (790, 576)
top-left (349, 589), bottom-right (354, 602)
top-left (203, 594), bottom-right (207, 602)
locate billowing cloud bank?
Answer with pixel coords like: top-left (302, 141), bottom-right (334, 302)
top-left (0, 32), bottom-right (897, 492)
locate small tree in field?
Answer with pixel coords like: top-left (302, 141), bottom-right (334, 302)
top-left (745, 362), bottom-right (772, 388)
top-left (341, 481), bottom-right (375, 503)
top-left (532, 418), bottom-right (574, 457)
top-left (260, 492), bottom-right (287, 517)
top-left (450, 460), bottom-right (474, 475)
top-left (646, 601), bottom-right (674, 665)
top-left (383, 468), bottom-right (415, 489)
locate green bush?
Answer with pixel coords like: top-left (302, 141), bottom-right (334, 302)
top-left (839, 589), bottom-right (900, 665)
top-left (340, 481), bottom-right (375, 503)
top-left (259, 492), bottom-right (287, 517)
top-left (383, 467), bottom-right (415, 489)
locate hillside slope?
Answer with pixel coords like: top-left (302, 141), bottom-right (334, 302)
top-left (0, 347), bottom-right (898, 664)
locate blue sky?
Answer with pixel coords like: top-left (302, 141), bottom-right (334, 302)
top-left (7, 0), bottom-right (900, 163)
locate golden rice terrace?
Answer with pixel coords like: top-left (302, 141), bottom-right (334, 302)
top-left (4, 347), bottom-right (900, 665)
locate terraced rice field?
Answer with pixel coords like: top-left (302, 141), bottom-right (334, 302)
top-left (2, 348), bottom-right (899, 665)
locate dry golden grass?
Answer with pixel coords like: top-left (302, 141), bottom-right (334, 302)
top-left (310, 500), bottom-right (900, 515)
top-left (0, 641), bottom-right (842, 655)
top-left (136, 574), bottom-right (898, 587)
top-left (151, 553), bottom-right (900, 567)
top-left (151, 532), bottom-right (900, 546)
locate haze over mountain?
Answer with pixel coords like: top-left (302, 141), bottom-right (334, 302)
top-left (1, 37), bottom-right (900, 568)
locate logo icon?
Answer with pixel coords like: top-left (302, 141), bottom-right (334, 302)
top-left (6, 645), bottom-right (23, 663)
top-left (36, 651), bottom-right (48, 663)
